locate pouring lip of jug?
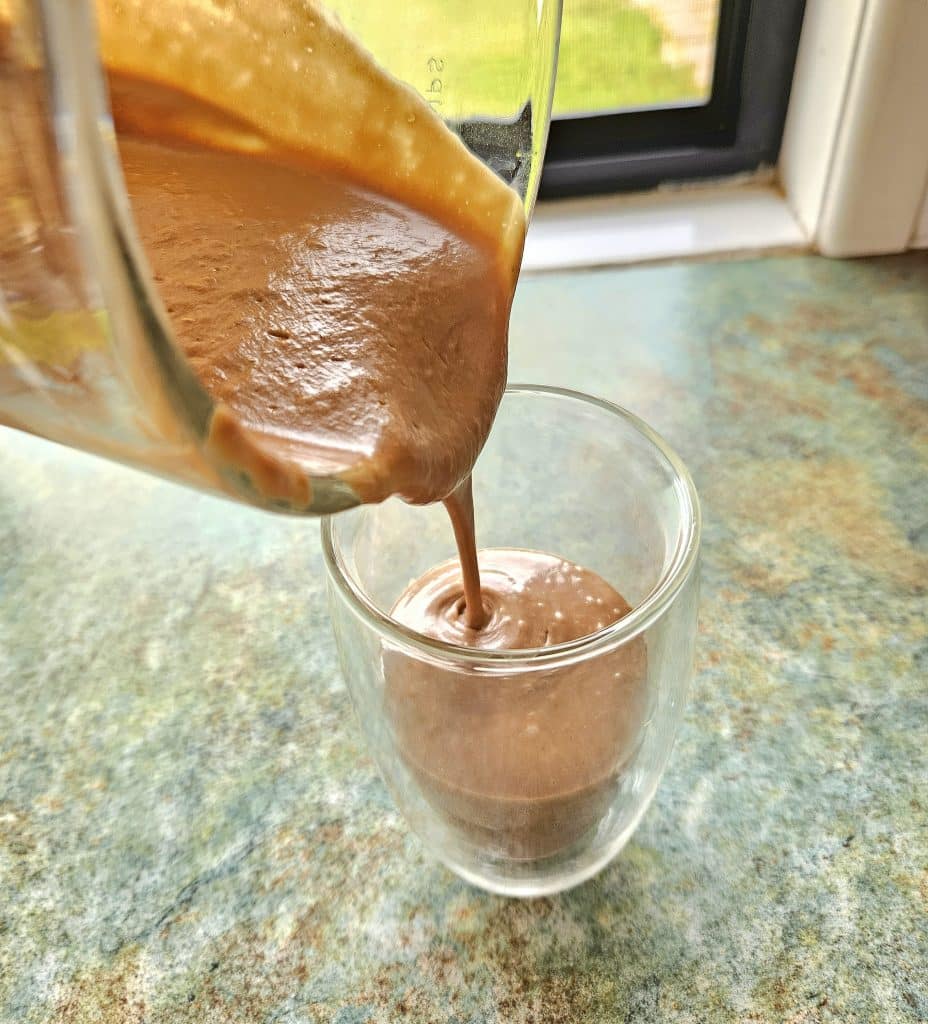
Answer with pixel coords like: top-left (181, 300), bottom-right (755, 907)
top-left (322, 383), bottom-right (702, 671)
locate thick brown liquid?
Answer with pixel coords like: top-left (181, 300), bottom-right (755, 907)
top-left (104, 17), bottom-right (643, 860)
top-left (117, 129), bottom-right (511, 508)
top-left (388, 549), bottom-right (646, 859)
top-left (442, 478), bottom-right (487, 630)
top-left (115, 79), bottom-right (503, 626)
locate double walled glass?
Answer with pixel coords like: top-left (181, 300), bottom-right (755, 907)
top-left (0, 1), bottom-right (560, 513)
top-left (324, 386), bottom-right (701, 896)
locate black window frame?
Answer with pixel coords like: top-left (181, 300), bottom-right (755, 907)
top-left (540, 0), bottom-right (807, 198)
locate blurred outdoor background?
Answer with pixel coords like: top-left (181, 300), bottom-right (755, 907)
top-left (554, 0), bottom-right (720, 115)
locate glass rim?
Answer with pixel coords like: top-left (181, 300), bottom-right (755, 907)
top-left (321, 384), bottom-right (701, 669)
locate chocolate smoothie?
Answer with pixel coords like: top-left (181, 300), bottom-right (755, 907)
top-left (96, 0), bottom-right (524, 514)
top-left (101, 2), bottom-right (645, 859)
top-left (387, 549), bottom-right (646, 859)
top-left (114, 84), bottom-right (502, 624)
top-left (114, 104), bottom-right (514, 510)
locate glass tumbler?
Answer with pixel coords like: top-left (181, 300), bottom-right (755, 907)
top-left (323, 385), bottom-right (701, 896)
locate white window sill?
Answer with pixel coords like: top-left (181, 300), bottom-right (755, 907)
top-left (522, 183), bottom-right (808, 273)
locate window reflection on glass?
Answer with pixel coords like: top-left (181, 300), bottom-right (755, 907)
top-left (554, 0), bottom-right (722, 117)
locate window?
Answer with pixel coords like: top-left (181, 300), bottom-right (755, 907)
top-left (541, 0), bottom-right (807, 197)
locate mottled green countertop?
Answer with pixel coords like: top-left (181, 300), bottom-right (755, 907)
top-left (2, 254), bottom-right (926, 1023)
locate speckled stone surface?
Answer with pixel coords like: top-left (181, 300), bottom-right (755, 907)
top-left (1, 253), bottom-right (926, 1023)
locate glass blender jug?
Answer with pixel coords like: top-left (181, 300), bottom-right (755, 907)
top-left (0, 0), bottom-right (561, 513)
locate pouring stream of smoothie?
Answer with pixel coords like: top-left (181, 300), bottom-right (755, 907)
top-left (94, 1), bottom-right (644, 857)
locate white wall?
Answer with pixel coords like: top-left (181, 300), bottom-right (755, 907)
top-left (780, 0), bottom-right (928, 258)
